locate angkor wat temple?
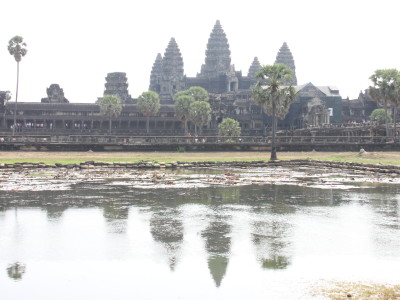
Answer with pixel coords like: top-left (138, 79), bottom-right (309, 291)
top-left (0, 20), bottom-right (378, 136)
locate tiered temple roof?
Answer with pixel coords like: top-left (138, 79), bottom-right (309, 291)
top-left (149, 53), bottom-right (163, 93)
top-left (199, 20), bottom-right (232, 77)
top-left (275, 42), bottom-right (297, 85)
top-left (248, 57), bottom-right (261, 78)
top-left (104, 72), bottom-right (132, 103)
top-left (159, 38), bottom-right (185, 98)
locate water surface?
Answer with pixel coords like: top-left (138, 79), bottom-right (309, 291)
top-left (1, 169), bottom-right (399, 299)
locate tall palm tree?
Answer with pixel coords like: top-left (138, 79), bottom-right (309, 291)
top-left (8, 36), bottom-right (27, 135)
top-left (252, 63), bottom-right (296, 161)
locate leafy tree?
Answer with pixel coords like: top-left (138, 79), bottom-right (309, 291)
top-left (369, 69), bottom-right (400, 139)
top-left (173, 86), bottom-right (209, 102)
top-left (174, 95), bottom-right (194, 135)
top-left (189, 101), bottom-right (211, 135)
top-left (218, 118), bottom-right (241, 136)
top-left (186, 86), bottom-right (209, 102)
top-left (137, 91), bottom-right (160, 134)
top-left (370, 108), bottom-right (392, 124)
top-left (252, 63), bottom-right (296, 161)
top-left (8, 36), bottom-right (27, 135)
top-left (97, 95), bottom-right (122, 135)
top-left (173, 87), bottom-right (209, 135)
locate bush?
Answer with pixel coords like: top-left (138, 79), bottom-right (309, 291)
top-left (370, 108), bottom-right (392, 124)
top-left (218, 118), bottom-right (241, 136)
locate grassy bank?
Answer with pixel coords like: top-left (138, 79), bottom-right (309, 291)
top-left (1, 151), bottom-right (400, 166)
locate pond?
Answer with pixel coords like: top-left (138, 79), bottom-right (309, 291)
top-left (0, 167), bottom-right (399, 299)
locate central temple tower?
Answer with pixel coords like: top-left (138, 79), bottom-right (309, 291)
top-left (199, 20), bottom-right (232, 77)
top-left (193, 20), bottom-right (238, 93)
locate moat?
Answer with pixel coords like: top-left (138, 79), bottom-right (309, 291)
top-left (1, 167), bottom-right (399, 299)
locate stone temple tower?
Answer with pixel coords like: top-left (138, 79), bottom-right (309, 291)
top-left (159, 38), bottom-right (185, 100)
top-left (275, 42), bottom-right (297, 86)
top-left (103, 72), bottom-right (132, 103)
top-left (199, 20), bottom-right (232, 77)
top-left (196, 20), bottom-right (238, 92)
top-left (248, 57), bottom-right (262, 79)
top-left (149, 53), bottom-right (163, 93)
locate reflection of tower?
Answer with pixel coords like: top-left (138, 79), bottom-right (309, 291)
top-left (150, 207), bottom-right (184, 271)
top-left (102, 204), bottom-right (129, 234)
top-left (201, 218), bottom-right (232, 287)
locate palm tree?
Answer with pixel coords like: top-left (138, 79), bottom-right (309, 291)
top-left (218, 118), bottom-right (241, 137)
top-left (369, 69), bottom-right (400, 140)
top-left (8, 36), bottom-right (27, 135)
top-left (174, 95), bottom-right (194, 135)
top-left (97, 95), bottom-right (123, 135)
top-left (189, 101), bottom-right (211, 135)
top-left (137, 91), bottom-right (160, 134)
top-left (252, 63), bottom-right (296, 161)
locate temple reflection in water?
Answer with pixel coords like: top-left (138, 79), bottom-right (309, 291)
top-left (2, 181), bottom-right (399, 289)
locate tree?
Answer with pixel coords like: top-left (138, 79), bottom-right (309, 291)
top-left (370, 108), bottom-right (391, 124)
top-left (173, 86), bottom-right (209, 102)
top-left (97, 95), bottom-right (122, 135)
top-left (189, 101), bottom-right (211, 135)
top-left (369, 69), bottom-right (400, 139)
top-left (185, 86), bottom-right (209, 102)
top-left (137, 91), bottom-right (160, 134)
top-left (173, 87), bottom-right (209, 135)
top-left (252, 63), bottom-right (296, 161)
top-left (218, 118), bottom-right (241, 136)
top-left (174, 95), bottom-right (194, 135)
top-left (8, 36), bottom-right (27, 135)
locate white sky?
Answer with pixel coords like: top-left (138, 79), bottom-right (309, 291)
top-left (1, 0), bottom-right (399, 103)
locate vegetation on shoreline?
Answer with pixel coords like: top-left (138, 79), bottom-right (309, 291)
top-left (1, 151), bottom-right (400, 166)
top-left (311, 281), bottom-right (400, 299)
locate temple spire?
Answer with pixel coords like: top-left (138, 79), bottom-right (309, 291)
top-left (149, 53), bottom-right (163, 93)
top-left (275, 42), bottom-right (297, 85)
top-left (199, 20), bottom-right (232, 77)
top-left (160, 38), bottom-right (185, 97)
top-left (103, 72), bottom-right (132, 103)
top-left (248, 57), bottom-right (261, 78)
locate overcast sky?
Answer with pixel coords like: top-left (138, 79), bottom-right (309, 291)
top-left (1, 0), bottom-right (399, 103)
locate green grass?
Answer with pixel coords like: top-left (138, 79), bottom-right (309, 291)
top-left (1, 151), bottom-right (400, 166)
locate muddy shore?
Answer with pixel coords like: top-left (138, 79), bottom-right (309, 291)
top-left (1, 159), bottom-right (399, 192)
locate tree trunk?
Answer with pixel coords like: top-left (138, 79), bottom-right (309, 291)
top-left (13, 62), bottom-right (20, 136)
top-left (109, 118), bottom-right (112, 135)
top-left (384, 102), bottom-right (389, 137)
top-left (146, 116), bottom-right (150, 134)
top-left (394, 105), bottom-right (398, 142)
top-left (270, 100), bottom-right (277, 161)
top-left (184, 120), bottom-right (188, 136)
